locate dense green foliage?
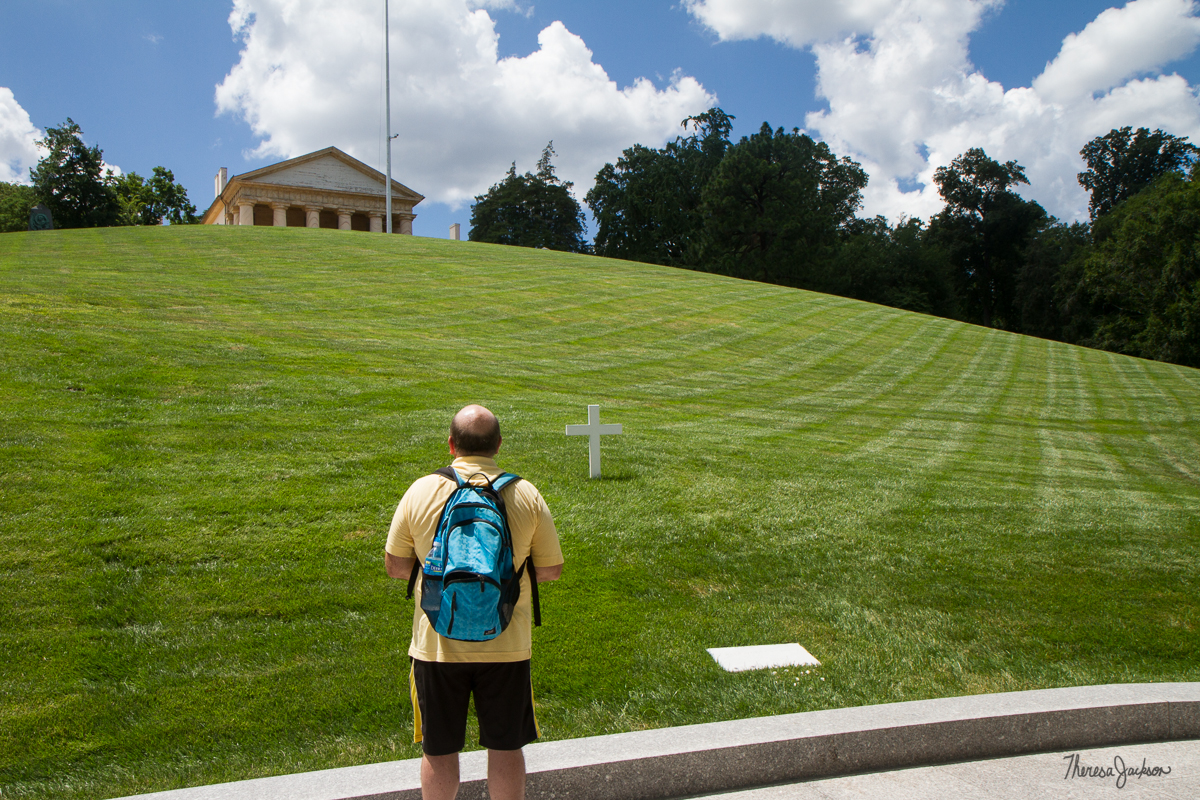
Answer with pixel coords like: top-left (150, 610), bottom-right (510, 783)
top-left (588, 113), bottom-right (1200, 367)
top-left (0, 182), bottom-right (39, 233)
top-left (30, 118), bottom-right (120, 229)
top-left (26, 118), bottom-right (197, 230)
top-left (1, 227), bottom-right (1198, 799)
top-left (696, 123), bottom-right (867, 285)
top-left (587, 111), bottom-right (971, 317)
top-left (1078, 127), bottom-right (1198, 219)
top-left (587, 109), bottom-right (732, 265)
top-left (1014, 221), bottom-right (1091, 342)
top-left (469, 143), bottom-right (588, 253)
top-left (111, 167), bottom-right (198, 226)
top-left (1083, 172), bottom-right (1200, 366)
top-left (830, 216), bottom-right (958, 317)
top-left (587, 110), bottom-right (869, 287)
top-left (929, 148), bottom-right (1048, 329)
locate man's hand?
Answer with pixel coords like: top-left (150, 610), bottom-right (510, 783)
top-left (385, 552), bottom-right (416, 580)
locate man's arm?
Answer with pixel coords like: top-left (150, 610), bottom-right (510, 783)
top-left (535, 563), bottom-right (562, 582)
top-left (385, 552), bottom-right (416, 580)
top-left (526, 487), bottom-right (564, 583)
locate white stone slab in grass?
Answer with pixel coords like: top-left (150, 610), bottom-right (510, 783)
top-left (707, 643), bottom-right (821, 672)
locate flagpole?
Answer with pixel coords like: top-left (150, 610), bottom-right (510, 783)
top-left (385, 0), bottom-right (393, 234)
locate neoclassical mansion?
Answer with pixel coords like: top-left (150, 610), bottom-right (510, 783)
top-left (201, 147), bottom-right (424, 234)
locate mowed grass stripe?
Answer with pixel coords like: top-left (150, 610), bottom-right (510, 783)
top-left (1090, 351), bottom-right (1189, 500)
top-left (1, 226), bottom-right (1198, 800)
top-left (625, 302), bottom-right (884, 404)
top-left (785, 317), bottom-right (963, 445)
top-left (556, 290), bottom-right (862, 389)
top-left (846, 325), bottom-right (998, 467)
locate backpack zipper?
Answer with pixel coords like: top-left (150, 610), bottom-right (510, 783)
top-left (444, 571), bottom-right (501, 590)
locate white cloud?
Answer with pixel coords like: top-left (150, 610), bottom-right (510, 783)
top-left (687, 0), bottom-right (1200, 223)
top-left (1035, 0), bottom-right (1200, 102)
top-left (466, 0), bottom-right (534, 16)
top-left (215, 0), bottom-right (713, 209)
top-left (0, 97), bottom-right (124, 187)
top-left (0, 87), bottom-right (43, 184)
top-left (683, 0), bottom-right (915, 47)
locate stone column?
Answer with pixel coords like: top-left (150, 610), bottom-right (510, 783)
top-left (271, 203), bottom-right (289, 227)
top-left (238, 201), bottom-right (255, 226)
top-left (399, 216), bottom-right (414, 235)
top-left (337, 209), bottom-right (353, 231)
top-left (305, 207), bottom-right (321, 228)
top-left (369, 213), bottom-right (383, 233)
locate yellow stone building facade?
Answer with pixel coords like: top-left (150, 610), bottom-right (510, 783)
top-left (201, 147), bottom-right (423, 234)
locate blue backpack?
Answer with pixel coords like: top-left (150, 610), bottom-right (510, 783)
top-left (406, 467), bottom-right (541, 641)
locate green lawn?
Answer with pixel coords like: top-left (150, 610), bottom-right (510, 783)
top-left (2, 226), bottom-right (1198, 799)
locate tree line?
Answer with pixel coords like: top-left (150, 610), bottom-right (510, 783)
top-left (0, 118), bottom-right (197, 233)
top-left (470, 113), bottom-right (1200, 369)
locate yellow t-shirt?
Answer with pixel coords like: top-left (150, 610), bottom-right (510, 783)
top-left (385, 456), bottom-right (564, 663)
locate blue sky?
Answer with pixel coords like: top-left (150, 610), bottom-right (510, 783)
top-left (3, 0), bottom-right (1200, 236)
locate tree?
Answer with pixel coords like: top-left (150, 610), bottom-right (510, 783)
top-left (586, 108), bottom-right (733, 265)
top-left (111, 172), bottom-right (153, 226)
top-left (1081, 171), bottom-right (1200, 367)
top-left (931, 148), bottom-right (1046, 328)
top-left (0, 182), bottom-right (40, 233)
top-left (1078, 127), bottom-right (1198, 219)
top-left (469, 142), bottom-right (588, 253)
top-left (1015, 221), bottom-right (1091, 341)
top-left (29, 118), bottom-right (120, 228)
top-left (111, 167), bottom-right (197, 226)
top-left (696, 123), bottom-right (867, 287)
top-left (832, 216), bottom-right (958, 317)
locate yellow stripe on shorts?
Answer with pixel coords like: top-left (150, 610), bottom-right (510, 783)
top-left (409, 661), bottom-right (423, 744)
top-left (531, 678), bottom-right (541, 739)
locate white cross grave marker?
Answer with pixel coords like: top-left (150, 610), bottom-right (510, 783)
top-left (565, 404), bottom-right (622, 479)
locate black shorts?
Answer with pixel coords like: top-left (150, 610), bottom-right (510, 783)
top-left (409, 658), bottom-right (540, 756)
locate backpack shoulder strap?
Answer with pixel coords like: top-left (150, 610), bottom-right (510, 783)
top-left (433, 466), bottom-right (464, 486)
top-left (492, 473), bottom-right (522, 492)
top-left (405, 561), bottom-right (422, 599)
top-left (514, 556), bottom-right (541, 627)
top-left (490, 473), bottom-right (521, 524)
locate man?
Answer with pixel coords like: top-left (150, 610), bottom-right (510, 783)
top-left (385, 405), bottom-right (564, 800)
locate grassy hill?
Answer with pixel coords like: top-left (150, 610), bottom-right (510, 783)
top-left (2, 226), bottom-right (1198, 799)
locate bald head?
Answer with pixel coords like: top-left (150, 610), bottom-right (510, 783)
top-left (449, 404), bottom-right (502, 457)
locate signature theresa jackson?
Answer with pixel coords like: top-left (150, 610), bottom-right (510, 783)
top-left (1063, 753), bottom-right (1173, 789)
